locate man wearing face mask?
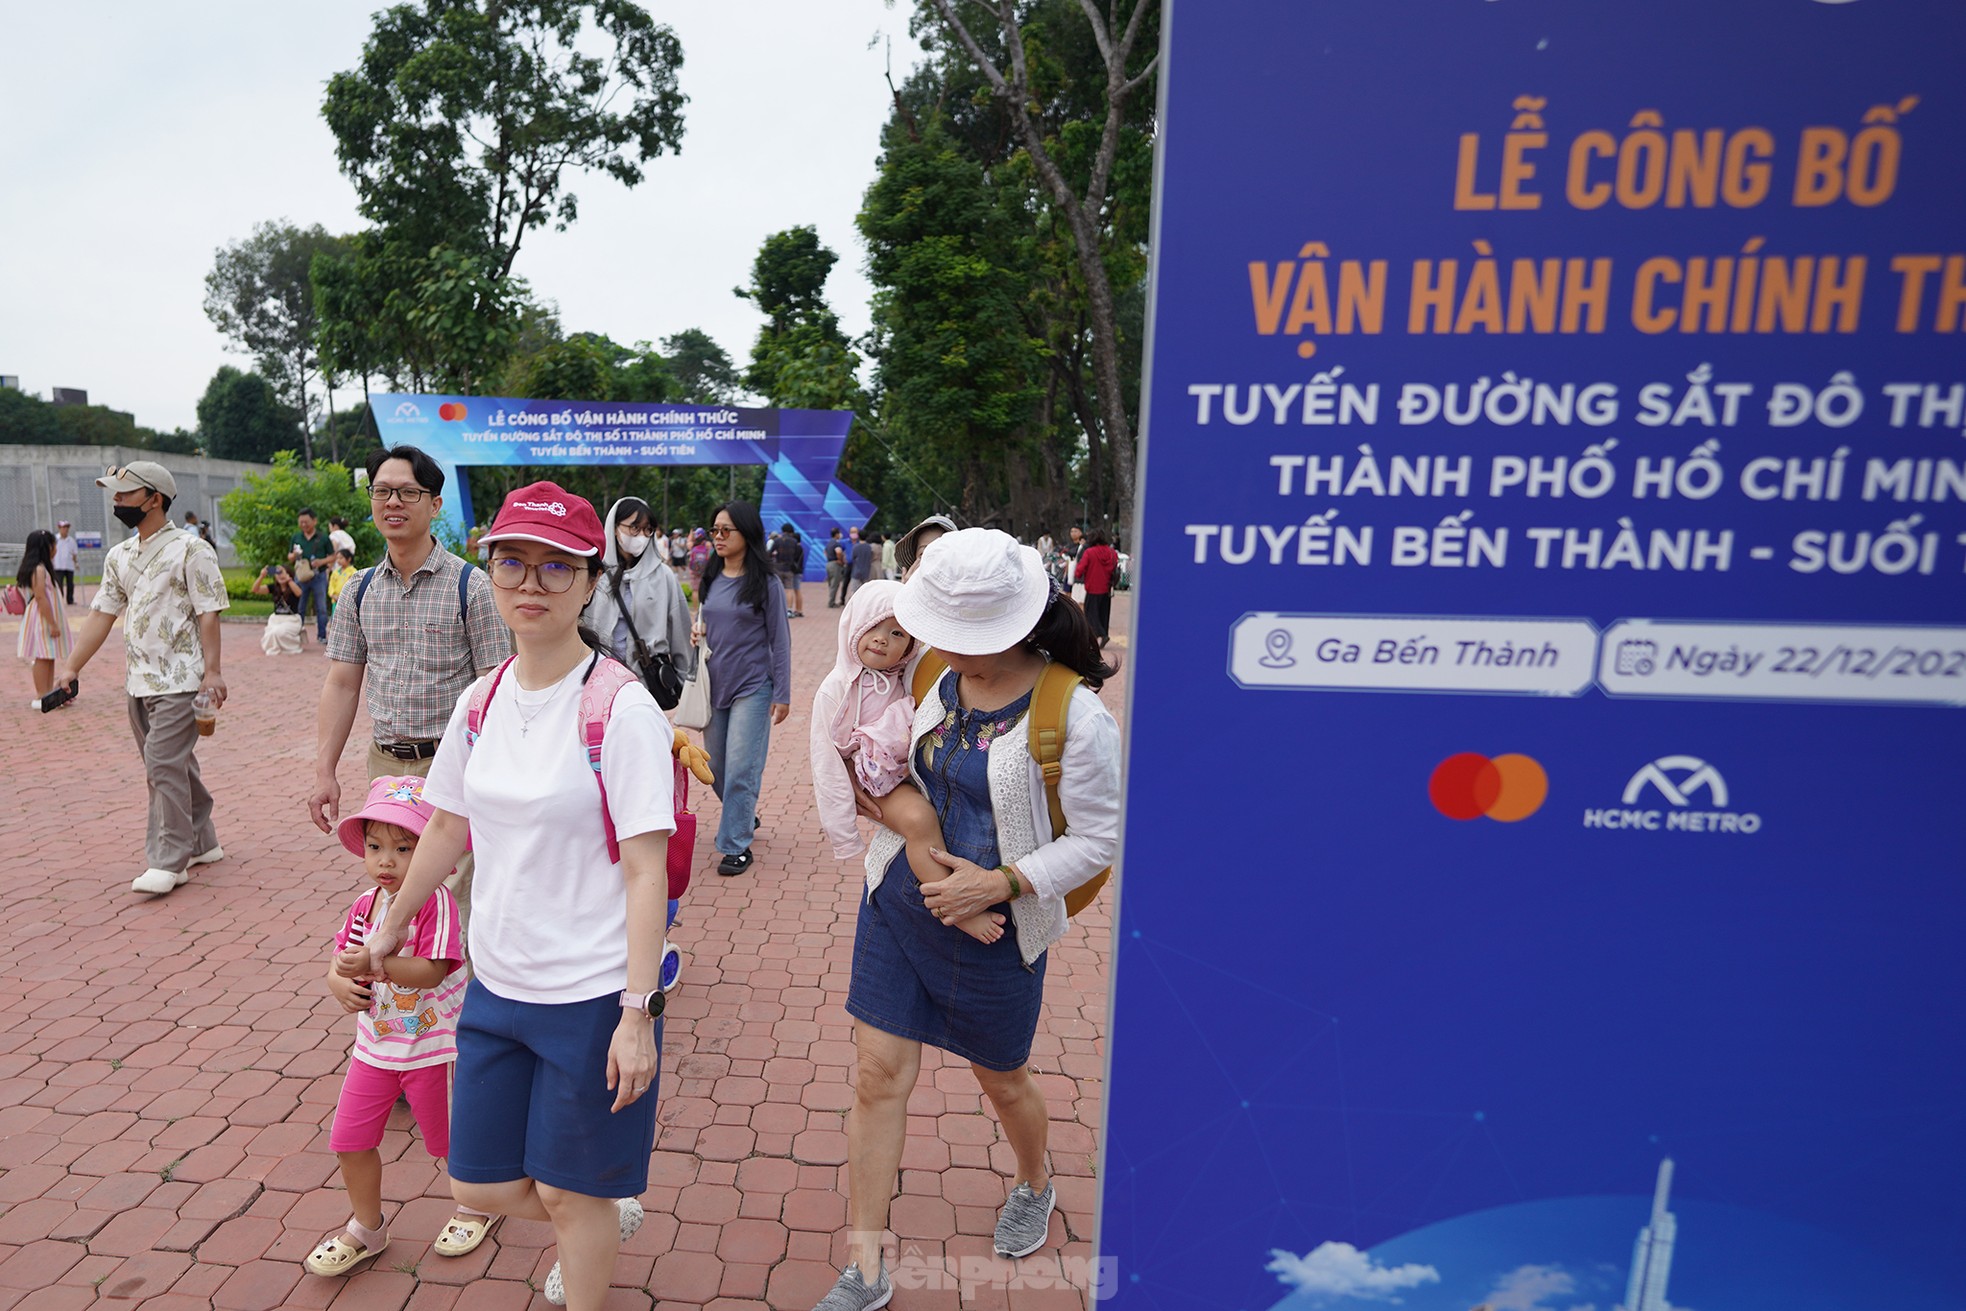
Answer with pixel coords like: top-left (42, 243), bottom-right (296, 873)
top-left (56, 462), bottom-right (231, 895)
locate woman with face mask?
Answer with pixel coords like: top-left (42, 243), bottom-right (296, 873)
top-left (582, 498), bottom-right (695, 707)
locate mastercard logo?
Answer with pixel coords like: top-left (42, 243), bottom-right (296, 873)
top-left (438, 402), bottom-right (467, 421)
top-left (1429, 752), bottom-right (1548, 822)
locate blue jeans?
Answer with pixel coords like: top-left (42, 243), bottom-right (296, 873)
top-left (297, 570), bottom-right (329, 638)
top-left (705, 678), bottom-right (773, 856)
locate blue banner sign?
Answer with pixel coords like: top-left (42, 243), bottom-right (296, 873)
top-left (1104, 3), bottom-right (1964, 1309)
top-left (370, 393), bottom-right (869, 578)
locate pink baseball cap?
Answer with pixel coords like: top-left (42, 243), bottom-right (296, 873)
top-left (479, 480), bottom-right (604, 557)
top-left (337, 775), bottom-right (438, 857)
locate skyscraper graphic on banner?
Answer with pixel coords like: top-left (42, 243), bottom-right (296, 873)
top-left (1620, 1159), bottom-right (1678, 1311)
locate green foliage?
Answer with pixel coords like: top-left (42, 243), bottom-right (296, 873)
top-left (740, 226), bottom-right (852, 401)
top-left (317, 1), bottom-right (687, 391)
top-left (218, 452), bottom-right (384, 570)
top-left (204, 221), bottom-right (348, 458)
top-left (660, 329), bottom-right (738, 404)
top-left (0, 388), bottom-right (64, 445)
top-left (198, 367), bottom-right (301, 464)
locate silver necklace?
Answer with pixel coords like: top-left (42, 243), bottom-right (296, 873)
top-left (514, 673), bottom-right (573, 736)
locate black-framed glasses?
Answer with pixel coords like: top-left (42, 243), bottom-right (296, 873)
top-left (710, 525), bottom-right (737, 537)
top-left (369, 485), bottom-right (430, 504)
top-left (488, 557), bottom-right (581, 593)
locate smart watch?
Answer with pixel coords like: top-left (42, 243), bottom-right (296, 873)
top-left (619, 988), bottom-right (665, 1019)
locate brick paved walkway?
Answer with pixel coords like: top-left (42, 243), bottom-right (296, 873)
top-left (0, 588), bottom-right (1126, 1309)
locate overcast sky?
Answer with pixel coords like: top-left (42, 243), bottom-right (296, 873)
top-left (0, 1), bottom-right (924, 432)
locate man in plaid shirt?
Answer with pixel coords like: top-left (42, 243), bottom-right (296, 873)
top-left (309, 445), bottom-right (509, 931)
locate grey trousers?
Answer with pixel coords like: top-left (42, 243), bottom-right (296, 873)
top-left (366, 743), bottom-right (476, 947)
top-left (127, 692), bottom-right (217, 873)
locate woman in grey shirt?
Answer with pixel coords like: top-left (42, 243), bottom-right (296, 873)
top-left (692, 501), bottom-right (790, 876)
top-left (583, 498), bottom-right (694, 695)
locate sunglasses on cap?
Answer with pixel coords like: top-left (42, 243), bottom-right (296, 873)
top-left (104, 466), bottom-right (160, 494)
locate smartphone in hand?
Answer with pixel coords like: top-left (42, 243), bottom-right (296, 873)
top-left (32, 679), bottom-right (78, 713)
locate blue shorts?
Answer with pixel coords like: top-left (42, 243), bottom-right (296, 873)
top-left (846, 849), bottom-right (1047, 1072)
top-left (449, 979), bottom-right (661, 1198)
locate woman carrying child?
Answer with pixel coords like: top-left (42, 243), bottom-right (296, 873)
top-left (305, 775), bottom-right (491, 1276)
top-left (808, 529), bottom-right (1122, 1311)
top-left (349, 482), bottom-right (675, 1311)
top-left (809, 579), bottom-right (1004, 943)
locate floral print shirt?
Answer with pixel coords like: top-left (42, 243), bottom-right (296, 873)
top-left (93, 525), bottom-right (229, 696)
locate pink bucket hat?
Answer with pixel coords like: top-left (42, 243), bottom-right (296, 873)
top-left (337, 775), bottom-right (438, 857)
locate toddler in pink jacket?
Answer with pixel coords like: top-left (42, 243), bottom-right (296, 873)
top-left (809, 581), bottom-right (1005, 944)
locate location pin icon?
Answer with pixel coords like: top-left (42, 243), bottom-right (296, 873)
top-left (1264, 628), bottom-right (1294, 665)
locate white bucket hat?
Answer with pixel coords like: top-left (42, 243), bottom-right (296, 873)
top-left (894, 528), bottom-right (1050, 655)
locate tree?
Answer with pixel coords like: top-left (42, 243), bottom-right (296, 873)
top-left (920, 0), bottom-right (1157, 533)
top-left (738, 227), bottom-right (853, 401)
top-left (317, 0), bottom-right (687, 391)
top-left (197, 367), bottom-right (301, 464)
top-left (219, 453), bottom-right (382, 570)
top-left (204, 221), bottom-right (348, 463)
top-left (0, 388), bottom-right (65, 445)
top-left (660, 329), bottom-right (739, 405)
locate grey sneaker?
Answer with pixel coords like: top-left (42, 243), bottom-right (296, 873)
top-left (543, 1196), bottom-right (644, 1305)
top-left (811, 1262), bottom-right (892, 1311)
top-left (993, 1181), bottom-right (1056, 1258)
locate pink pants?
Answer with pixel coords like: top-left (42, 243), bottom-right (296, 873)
top-left (331, 1058), bottom-right (451, 1158)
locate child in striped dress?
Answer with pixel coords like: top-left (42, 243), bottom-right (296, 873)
top-left (304, 776), bottom-right (493, 1276)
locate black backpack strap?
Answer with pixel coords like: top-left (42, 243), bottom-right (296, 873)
top-left (457, 560), bottom-right (474, 626)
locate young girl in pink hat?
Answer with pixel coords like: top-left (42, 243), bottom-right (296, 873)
top-left (305, 774), bottom-right (491, 1277)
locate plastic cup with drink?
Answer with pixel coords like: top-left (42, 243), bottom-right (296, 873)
top-left (193, 690), bottom-right (218, 737)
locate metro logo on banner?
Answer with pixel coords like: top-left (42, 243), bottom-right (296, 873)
top-left (1102, 2), bottom-right (1964, 1309)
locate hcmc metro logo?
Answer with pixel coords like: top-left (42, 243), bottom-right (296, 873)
top-left (1623, 755), bottom-right (1727, 807)
top-left (1584, 755), bottom-right (1762, 835)
top-left (392, 401), bottom-right (428, 422)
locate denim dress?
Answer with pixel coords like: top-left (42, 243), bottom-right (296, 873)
top-left (846, 672), bottom-right (1048, 1071)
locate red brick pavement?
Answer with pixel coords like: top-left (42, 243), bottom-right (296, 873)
top-left (0, 589), bottom-right (1127, 1308)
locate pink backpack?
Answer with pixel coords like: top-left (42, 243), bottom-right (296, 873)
top-left (464, 652), bottom-right (694, 900)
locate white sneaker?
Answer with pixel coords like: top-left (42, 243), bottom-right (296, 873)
top-left (543, 1197), bottom-right (643, 1305)
top-left (131, 868), bottom-right (183, 895)
top-left (187, 845), bottom-right (225, 867)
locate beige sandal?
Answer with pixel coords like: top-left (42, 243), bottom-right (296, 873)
top-left (303, 1227), bottom-right (387, 1277)
top-left (432, 1211), bottom-right (499, 1257)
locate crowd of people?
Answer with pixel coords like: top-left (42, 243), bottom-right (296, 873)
top-left (14, 448), bottom-right (1127, 1311)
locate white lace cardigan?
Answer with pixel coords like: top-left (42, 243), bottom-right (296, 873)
top-left (865, 669), bottom-right (1122, 965)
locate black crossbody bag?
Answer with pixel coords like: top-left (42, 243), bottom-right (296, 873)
top-left (613, 576), bottom-right (685, 710)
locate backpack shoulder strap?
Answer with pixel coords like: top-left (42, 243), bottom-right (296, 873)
top-left (1025, 663), bottom-right (1111, 917)
top-left (353, 565), bottom-right (378, 612)
top-left (577, 653), bottom-right (641, 864)
top-left (456, 560), bottom-right (474, 626)
top-left (910, 650), bottom-right (948, 704)
top-left (464, 656), bottom-right (515, 746)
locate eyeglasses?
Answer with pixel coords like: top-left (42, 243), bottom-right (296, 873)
top-left (488, 557), bottom-right (582, 593)
top-left (369, 485), bottom-right (430, 504)
top-left (710, 525), bottom-right (737, 537)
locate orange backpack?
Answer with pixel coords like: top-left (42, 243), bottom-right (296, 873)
top-left (911, 654), bottom-right (1111, 917)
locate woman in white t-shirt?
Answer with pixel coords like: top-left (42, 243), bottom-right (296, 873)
top-left (354, 481), bottom-right (673, 1311)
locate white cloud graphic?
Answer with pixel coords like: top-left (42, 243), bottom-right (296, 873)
top-left (1266, 1243), bottom-right (1441, 1302)
top-left (1484, 1265), bottom-right (1577, 1311)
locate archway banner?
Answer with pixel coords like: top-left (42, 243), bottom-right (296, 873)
top-left (1107, 2), bottom-right (1962, 1309)
top-left (369, 393), bottom-right (868, 578)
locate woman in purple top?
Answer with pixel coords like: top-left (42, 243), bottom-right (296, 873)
top-left (692, 502), bottom-right (790, 876)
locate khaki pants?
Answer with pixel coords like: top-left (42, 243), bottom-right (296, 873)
top-left (366, 743), bottom-right (475, 945)
top-left (128, 692), bottom-right (217, 873)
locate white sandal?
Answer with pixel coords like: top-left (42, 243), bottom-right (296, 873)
top-left (303, 1225), bottom-right (387, 1277)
